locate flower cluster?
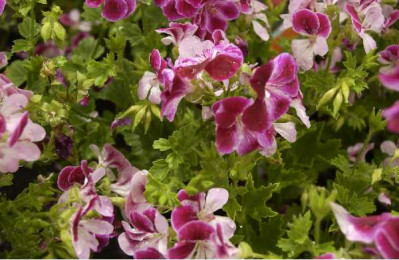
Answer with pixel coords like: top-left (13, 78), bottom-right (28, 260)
top-left (0, 75), bottom-right (45, 173)
top-left (55, 144), bottom-right (239, 259)
top-left (138, 21), bottom-right (310, 156)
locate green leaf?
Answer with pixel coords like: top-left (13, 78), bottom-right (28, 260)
top-left (81, 5), bottom-right (102, 22)
top-left (121, 22), bottom-right (143, 46)
top-left (18, 17), bottom-right (41, 39)
top-left (73, 37), bottom-right (104, 61)
top-left (0, 174), bottom-right (13, 188)
top-left (144, 174), bottom-right (179, 207)
top-left (12, 39), bottom-right (33, 53)
top-left (242, 175), bottom-right (278, 221)
top-left (6, 60), bottom-right (28, 86)
top-left (149, 159), bottom-right (170, 181)
top-left (277, 211), bottom-right (313, 257)
top-left (85, 54), bottom-right (116, 87)
top-left (224, 196), bottom-right (242, 220)
top-left (153, 138), bottom-right (171, 151)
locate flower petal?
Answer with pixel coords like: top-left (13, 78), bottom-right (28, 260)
top-left (177, 220), bottom-right (215, 241)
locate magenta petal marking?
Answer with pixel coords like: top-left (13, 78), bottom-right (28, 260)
top-left (168, 241), bottom-right (196, 259)
top-left (130, 211), bottom-right (156, 233)
top-left (316, 13), bottom-right (331, 37)
top-left (242, 98), bottom-right (270, 132)
top-left (9, 111), bottom-right (29, 147)
top-left (171, 205), bottom-right (199, 231)
top-left (177, 220), bottom-right (215, 241)
top-left (292, 9), bottom-right (320, 35)
top-left (102, 0), bottom-right (128, 22)
top-left (134, 248), bottom-right (165, 259)
top-left (375, 219), bottom-right (399, 259)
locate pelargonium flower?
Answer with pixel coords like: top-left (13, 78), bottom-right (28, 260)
top-left (118, 207), bottom-right (168, 257)
top-left (378, 45), bottom-right (399, 91)
top-left (211, 97), bottom-right (270, 155)
top-left (85, 0), bottom-right (136, 22)
top-left (93, 143), bottom-right (142, 197)
top-left (380, 140), bottom-right (399, 167)
top-left (194, 0), bottom-right (240, 34)
top-left (345, 0), bottom-right (384, 53)
top-left (331, 202), bottom-right (399, 259)
top-left (154, 0), bottom-right (201, 21)
top-left (123, 170), bottom-right (150, 218)
top-left (138, 49), bottom-right (167, 104)
top-left (249, 52), bottom-right (300, 123)
top-left (156, 22), bottom-right (198, 46)
top-left (71, 203), bottom-right (114, 259)
top-left (241, 0), bottom-right (270, 41)
top-left (57, 164), bottom-right (90, 191)
top-left (172, 188), bottom-right (235, 238)
top-left (0, 76), bottom-right (46, 173)
top-left (291, 9), bottom-right (331, 70)
top-left (59, 9), bottom-right (92, 32)
top-left (383, 101), bottom-right (399, 134)
top-left (347, 142), bottom-right (375, 162)
top-left (160, 69), bottom-right (192, 122)
top-left (175, 35), bottom-right (243, 81)
top-left (382, 5), bottom-right (399, 31)
top-left (155, 0), bottom-right (240, 34)
top-left (280, 0), bottom-right (324, 29)
top-left (168, 220), bottom-right (216, 258)
top-left (57, 160), bottom-right (114, 218)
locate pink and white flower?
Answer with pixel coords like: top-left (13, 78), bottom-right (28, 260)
top-left (168, 188), bottom-right (238, 258)
top-left (331, 202), bottom-right (399, 259)
top-left (0, 75), bottom-right (46, 173)
top-left (172, 188), bottom-right (235, 237)
top-left (291, 9), bottom-right (331, 70)
top-left (242, 0), bottom-right (270, 41)
top-left (155, 0), bottom-right (240, 35)
top-left (156, 22), bottom-right (198, 46)
top-left (138, 49), bottom-right (167, 105)
top-left (194, 0), bottom-right (240, 34)
top-left (174, 35), bottom-right (243, 81)
top-left (60, 9), bottom-right (92, 32)
top-left (383, 101), bottom-right (399, 134)
top-left (382, 5), bottom-right (399, 31)
top-left (118, 207), bottom-right (169, 258)
top-left (154, 0), bottom-right (201, 21)
top-left (380, 140), bottom-right (399, 167)
top-left (70, 203), bottom-right (114, 259)
top-left (249, 53), bottom-right (300, 123)
top-left (378, 45), bottom-right (399, 91)
top-left (345, 0), bottom-right (384, 53)
top-left (347, 142), bottom-right (375, 162)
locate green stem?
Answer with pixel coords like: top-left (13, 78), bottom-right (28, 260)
top-left (91, 23), bottom-right (107, 59)
top-left (71, 106), bottom-right (110, 124)
top-left (314, 217), bottom-right (322, 243)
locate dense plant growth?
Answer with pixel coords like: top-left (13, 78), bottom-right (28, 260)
top-left (1, 0), bottom-right (399, 258)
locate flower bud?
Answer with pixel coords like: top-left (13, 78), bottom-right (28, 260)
top-left (317, 87), bottom-right (338, 109)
